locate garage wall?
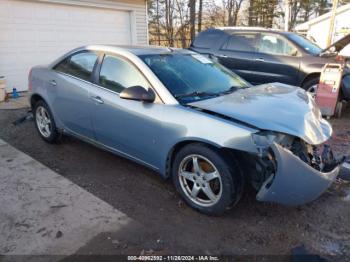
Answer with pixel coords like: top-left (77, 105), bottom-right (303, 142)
top-left (0, 0), bottom-right (148, 92)
top-left (307, 10), bottom-right (350, 49)
top-left (46, 0), bottom-right (149, 45)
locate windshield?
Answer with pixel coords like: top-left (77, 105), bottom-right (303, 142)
top-left (286, 34), bottom-right (323, 55)
top-left (139, 53), bottom-right (250, 103)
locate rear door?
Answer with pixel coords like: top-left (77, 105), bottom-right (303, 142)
top-left (215, 32), bottom-right (257, 83)
top-left (249, 33), bottom-right (301, 85)
top-left (50, 51), bottom-right (98, 139)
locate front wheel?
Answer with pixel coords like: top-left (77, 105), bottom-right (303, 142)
top-left (172, 143), bottom-right (243, 215)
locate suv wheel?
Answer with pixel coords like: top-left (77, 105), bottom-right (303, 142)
top-left (302, 77), bottom-right (319, 97)
top-left (34, 100), bottom-right (59, 143)
top-left (172, 143), bottom-right (243, 215)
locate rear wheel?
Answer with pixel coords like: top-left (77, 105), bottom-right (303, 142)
top-left (34, 100), bottom-right (59, 143)
top-left (172, 143), bottom-right (243, 215)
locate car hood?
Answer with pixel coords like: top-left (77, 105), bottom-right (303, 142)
top-left (189, 83), bottom-right (332, 145)
top-left (322, 33), bottom-right (350, 54)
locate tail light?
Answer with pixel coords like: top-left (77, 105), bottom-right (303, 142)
top-left (335, 55), bottom-right (345, 62)
top-left (28, 68), bottom-right (33, 91)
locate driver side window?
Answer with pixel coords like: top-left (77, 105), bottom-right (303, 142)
top-left (99, 55), bottom-right (150, 93)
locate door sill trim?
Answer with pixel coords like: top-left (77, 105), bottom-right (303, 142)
top-left (62, 128), bottom-right (159, 171)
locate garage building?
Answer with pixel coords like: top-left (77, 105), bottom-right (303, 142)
top-left (0, 0), bottom-right (148, 92)
top-left (295, 3), bottom-right (350, 50)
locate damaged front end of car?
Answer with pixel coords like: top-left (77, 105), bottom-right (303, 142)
top-left (245, 130), bottom-right (350, 206)
top-left (189, 83), bottom-right (349, 205)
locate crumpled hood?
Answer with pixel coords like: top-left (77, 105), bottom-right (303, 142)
top-left (189, 83), bottom-right (332, 145)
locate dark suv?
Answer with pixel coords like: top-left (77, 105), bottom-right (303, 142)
top-left (190, 27), bottom-right (350, 93)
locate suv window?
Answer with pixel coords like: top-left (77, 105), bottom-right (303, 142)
top-left (192, 30), bottom-right (224, 49)
top-left (258, 34), bottom-right (298, 56)
top-left (54, 51), bottom-right (98, 81)
top-left (222, 34), bottom-right (256, 52)
top-left (99, 55), bottom-right (149, 93)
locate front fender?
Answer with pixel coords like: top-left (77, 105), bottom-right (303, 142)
top-left (157, 105), bottom-right (259, 177)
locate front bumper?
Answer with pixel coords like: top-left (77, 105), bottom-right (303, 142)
top-left (256, 143), bottom-right (340, 206)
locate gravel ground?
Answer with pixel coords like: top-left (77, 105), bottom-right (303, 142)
top-left (0, 106), bottom-right (349, 259)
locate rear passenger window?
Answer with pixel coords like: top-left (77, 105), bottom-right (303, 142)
top-left (192, 30), bottom-right (224, 49)
top-left (54, 51), bottom-right (98, 81)
top-left (222, 34), bottom-right (256, 52)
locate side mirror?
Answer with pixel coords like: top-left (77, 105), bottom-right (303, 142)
top-left (291, 50), bottom-right (299, 57)
top-left (120, 86), bottom-right (156, 103)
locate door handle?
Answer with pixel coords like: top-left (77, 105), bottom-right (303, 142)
top-left (255, 58), bottom-right (265, 62)
top-left (49, 80), bottom-right (57, 86)
top-left (91, 96), bottom-right (104, 104)
top-left (218, 54), bottom-right (228, 58)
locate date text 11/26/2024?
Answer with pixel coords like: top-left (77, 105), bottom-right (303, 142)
top-left (127, 256), bottom-right (219, 261)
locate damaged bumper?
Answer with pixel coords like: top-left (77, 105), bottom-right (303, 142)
top-left (339, 160), bottom-right (350, 181)
top-left (256, 143), bottom-right (340, 206)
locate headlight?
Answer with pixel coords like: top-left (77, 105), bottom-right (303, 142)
top-left (252, 131), bottom-right (278, 148)
top-left (252, 131), bottom-right (291, 156)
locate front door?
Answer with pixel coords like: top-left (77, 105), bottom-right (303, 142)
top-left (89, 54), bottom-right (164, 168)
top-left (249, 33), bottom-right (301, 86)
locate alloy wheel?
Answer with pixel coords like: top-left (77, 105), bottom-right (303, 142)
top-left (178, 154), bottom-right (223, 207)
top-left (307, 84), bottom-right (318, 98)
top-left (36, 106), bottom-right (52, 138)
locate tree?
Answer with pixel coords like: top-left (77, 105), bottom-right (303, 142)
top-left (175, 0), bottom-right (190, 47)
top-left (189, 0), bottom-right (196, 41)
top-left (164, 0), bottom-right (175, 46)
top-left (147, 0), bottom-right (350, 47)
top-left (225, 0), bottom-right (244, 26)
top-left (198, 0), bottom-right (203, 32)
top-left (156, 0), bottom-right (161, 45)
top-left (317, 0), bottom-right (331, 15)
top-left (248, 0), bottom-right (279, 27)
top-left (248, 0), bottom-right (254, 26)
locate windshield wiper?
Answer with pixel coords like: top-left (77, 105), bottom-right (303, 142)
top-left (175, 87), bottom-right (240, 100)
top-left (219, 86), bottom-right (239, 95)
top-left (175, 91), bottom-right (219, 99)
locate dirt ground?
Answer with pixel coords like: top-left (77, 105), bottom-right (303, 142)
top-left (0, 106), bottom-right (349, 260)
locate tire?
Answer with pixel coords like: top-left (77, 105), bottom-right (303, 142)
top-left (33, 100), bottom-right (59, 143)
top-left (172, 143), bottom-right (243, 215)
top-left (335, 101), bottom-right (343, 118)
top-left (302, 77), bottom-right (319, 94)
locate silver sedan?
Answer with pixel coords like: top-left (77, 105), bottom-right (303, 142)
top-left (29, 45), bottom-right (348, 215)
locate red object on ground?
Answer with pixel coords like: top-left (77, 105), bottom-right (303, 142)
top-left (315, 64), bottom-right (343, 117)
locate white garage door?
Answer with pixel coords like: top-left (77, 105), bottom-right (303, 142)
top-left (0, 0), bottom-right (133, 92)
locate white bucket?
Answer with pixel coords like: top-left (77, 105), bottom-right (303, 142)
top-left (0, 76), bottom-right (6, 102)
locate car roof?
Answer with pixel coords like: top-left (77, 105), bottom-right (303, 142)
top-left (212, 27), bottom-right (289, 36)
top-left (79, 45), bottom-right (195, 56)
top-left (124, 45), bottom-right (194, 55)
